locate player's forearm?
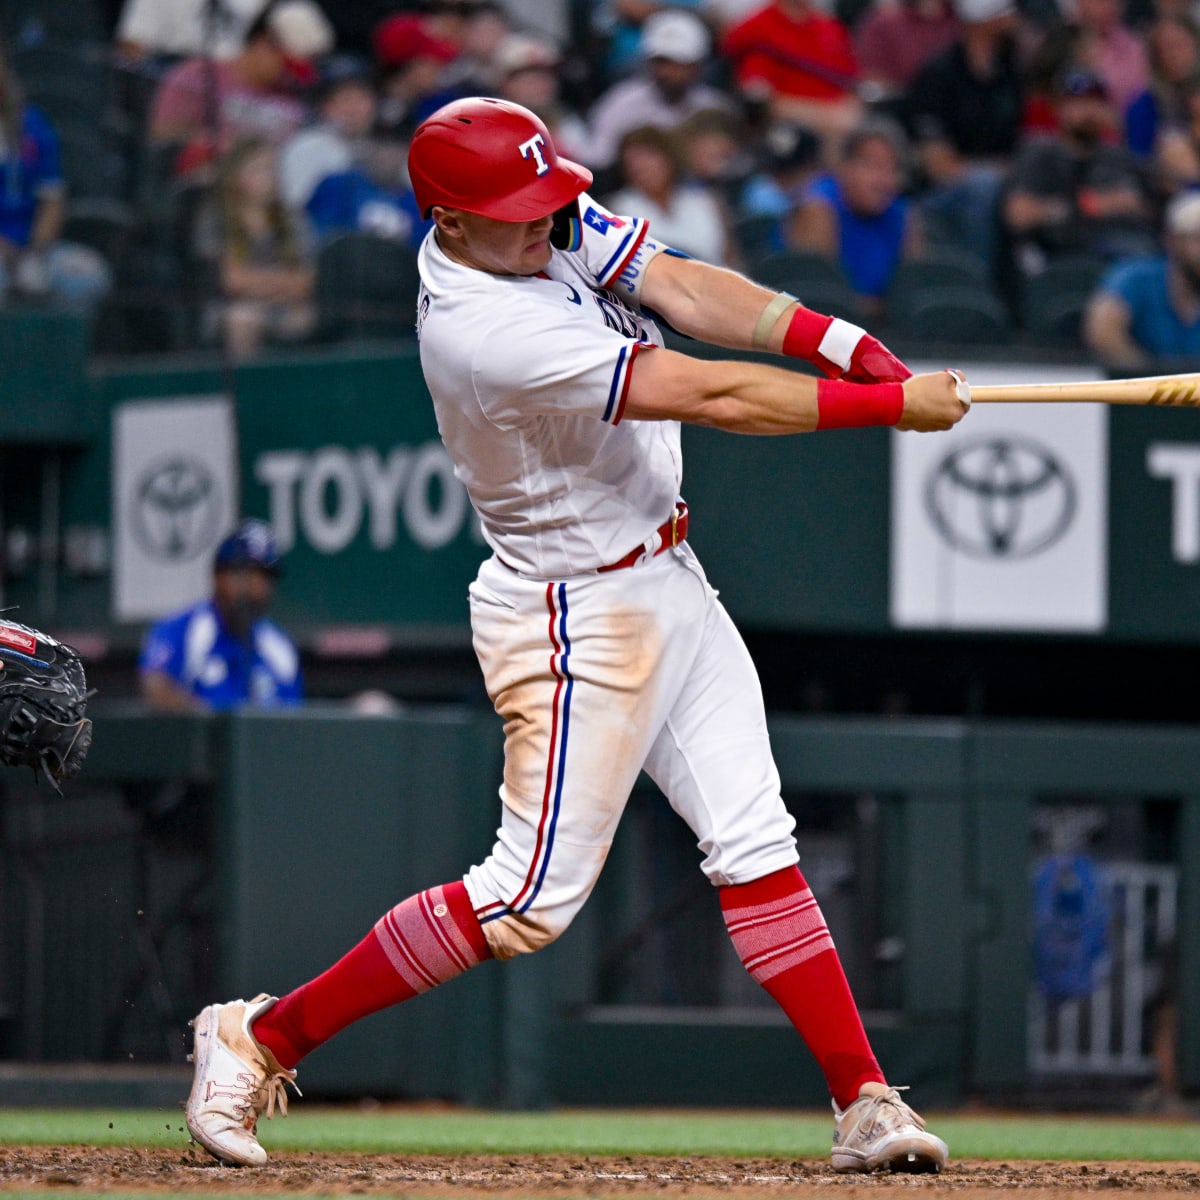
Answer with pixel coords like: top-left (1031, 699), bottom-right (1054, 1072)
top-left (624, 349), bottom-right (833, 433)
top-left (667, 360), bottom-right (823, 433)
top-left (640, 252), bottom-right (793, 352)
top-left (625, 350), bottom-right (967, 434)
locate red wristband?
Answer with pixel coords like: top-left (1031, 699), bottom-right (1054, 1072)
top-left (815, 378), bottom-right (904, 429)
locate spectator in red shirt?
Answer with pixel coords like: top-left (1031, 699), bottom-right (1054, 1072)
top-left (149, 0), bottom-right (335, 178)
top-left (855, 0), bottom-right (961, 103)
top-left (372, 12), bottom-right (462, 138)
top-left (722, 0), bottom-right (863, 153)
top-left (1073, 0), bottom-right (1150, 118)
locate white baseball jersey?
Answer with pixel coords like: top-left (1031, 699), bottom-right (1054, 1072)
top-left (415, 196), bottom-right (799, 960)
top-left (416, 193), bottom-right (682, 578)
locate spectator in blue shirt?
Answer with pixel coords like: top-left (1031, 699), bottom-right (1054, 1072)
top-left (138, 520), bottom-right (303, 711)
top-left (737, 121), bottom-right (820, 257)
top-left (1124, 15), bottom-right (1200, 160)
top-left (1083, 190), bottom-right (1200, 370)
top-left (0, 50), bottom-right (111, 309)
top-left (788, 115), bottom-right (922, 319)
top-left (305, 133), bottom-right (431, 247)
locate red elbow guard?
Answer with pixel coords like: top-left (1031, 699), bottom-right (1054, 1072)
top-left (781, 306), bottom-right (864, 378)
top-left (782, 306), bottom-right (912, 384)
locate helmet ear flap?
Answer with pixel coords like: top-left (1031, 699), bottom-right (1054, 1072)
top-left (550, 199), bottom-right (583, 251)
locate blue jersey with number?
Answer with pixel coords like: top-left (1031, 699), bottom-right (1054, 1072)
top-left (138, 600), bottom-right (302, 710)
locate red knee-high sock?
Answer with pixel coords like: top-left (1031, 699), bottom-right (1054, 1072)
top-left (252, 880), bottom-right (491, 1069)
top-left (720, 865), bottom-right (884, 1110)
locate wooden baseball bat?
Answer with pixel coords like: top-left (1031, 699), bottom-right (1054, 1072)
top-left (967, 372), bottom-right (1200, 407)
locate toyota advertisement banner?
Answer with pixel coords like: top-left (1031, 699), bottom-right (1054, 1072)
top-left (112, 396), bottom-right (238, 622)
top-left (891, 363), bottom-right (1109, 633)
top-left (92, 352), bottom-right (1200, 641)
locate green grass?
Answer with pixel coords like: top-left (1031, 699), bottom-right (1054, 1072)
top-left (0, 1107), bottom-right (1198, 1161)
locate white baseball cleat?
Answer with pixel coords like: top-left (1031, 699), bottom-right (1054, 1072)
top-left (185, 993), bottom-right (299, 1166)
top-left (830, 1084), bottom-right (949, 1174)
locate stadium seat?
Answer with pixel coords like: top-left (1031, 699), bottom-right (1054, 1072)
top-left (11, 40), bottom-right (111, 84)
top-left (316, 232), bottom-right (422, 341)
top-left (1028, 292), bottom-right (1090, 345)
top-left (786, 278), bottom-right (867, 324)
top-left (4, 1), bottom-right (110, 44)
top-left (25, 76), bottom-right (110, 121)
top-left (1025, 254), bottom-right (1106, 296)
top-left (748, 248), bottom-right (852, 292)
top-left (90, 292), bottom-right (188, 356)
top-left (63, 197), bottom-right (135, 264)
top-left (100, 226), bottom-right (202, 355)
top-left (1019, 255), bottom-right (1107, 344)
top-left (56, 118), bottom-right (128, 200)
top-left (892, 284), bottom-right (1012, 344)
top-left (735, 213), bottom-right (784, 261)
top-left (889, 248), bottom-right (990, 305)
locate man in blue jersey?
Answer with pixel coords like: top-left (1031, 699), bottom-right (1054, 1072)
top-left (138, 520), bottom-right (302, 711)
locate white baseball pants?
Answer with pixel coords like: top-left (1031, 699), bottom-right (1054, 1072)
top-left (463, 543), bottom-right (799, 960)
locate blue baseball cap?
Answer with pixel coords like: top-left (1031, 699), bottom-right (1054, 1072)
top-left (214, 519), bottom-right (283, 577)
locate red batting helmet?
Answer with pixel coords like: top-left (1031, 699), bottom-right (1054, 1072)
top-left (408, 96), bottom-right (592, 221)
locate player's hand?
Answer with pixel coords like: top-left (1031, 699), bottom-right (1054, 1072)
top-left (896, 369), bottom-right (971, 432)
top-left (840, 332), bottom-right (912, 384)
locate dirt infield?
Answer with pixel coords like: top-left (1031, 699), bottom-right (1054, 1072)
top-left (4, 1147), bottom-right (1200, 1198)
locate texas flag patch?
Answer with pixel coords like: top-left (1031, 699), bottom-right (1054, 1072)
top-left (0, 624), bottom-right (37, 654)
top-left (584, 206), bottom-right (626, 234)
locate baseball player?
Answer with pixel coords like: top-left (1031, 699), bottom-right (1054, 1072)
top-left (185, 98), bottom-right (968, 1172)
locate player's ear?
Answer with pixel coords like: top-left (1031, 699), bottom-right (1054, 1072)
top-left (431, 206), bottom-right (466, 243)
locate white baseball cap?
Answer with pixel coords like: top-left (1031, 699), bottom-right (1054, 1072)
top-left (494, 32), bottom-right (562, 78)
top-left (952, 0), bottom-right (1015, 21)
top-left (267, 0), bottom-right (335, 61)
top-left (640, 9), bottom-right (710, 64)
top-left (1167, 191), bottom-right (1200, 236)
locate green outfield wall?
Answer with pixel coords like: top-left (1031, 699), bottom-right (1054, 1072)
top-left (3, 708), bottom-right (1194, 1108)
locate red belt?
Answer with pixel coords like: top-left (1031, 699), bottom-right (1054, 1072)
top-left (599, 501), bottom-right (689, 573)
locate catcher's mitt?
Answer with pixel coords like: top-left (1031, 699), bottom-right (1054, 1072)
top-left (0, 619), bottom-right (92, 791)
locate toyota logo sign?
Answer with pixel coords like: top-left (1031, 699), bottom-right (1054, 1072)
top-left (924, 436), bottom-right (1077, 560)
top-left (130, 455), bottom-right (223, 563)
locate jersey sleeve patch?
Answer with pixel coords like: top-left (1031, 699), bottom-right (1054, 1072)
top-left (595, 218), bottom-right (649, 290)
top-left (573, 192), bottom-right (666, 303)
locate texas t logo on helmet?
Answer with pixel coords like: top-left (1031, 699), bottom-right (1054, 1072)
top-left (408, 97), bottom-right (592, 233)
top-left (518, 133), bottom-right (550, 175)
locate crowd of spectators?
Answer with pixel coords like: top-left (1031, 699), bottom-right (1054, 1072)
top-left (2, 0), bottom-right (1200, 365)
